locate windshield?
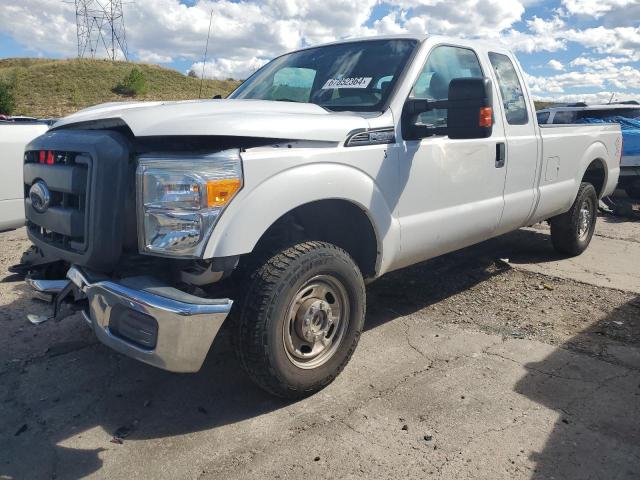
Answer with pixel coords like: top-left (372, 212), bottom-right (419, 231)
top-left (229, 39), bottom-right (418, 112)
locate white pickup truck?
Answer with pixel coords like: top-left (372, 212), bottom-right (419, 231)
top-left (23, 35), bottom-right (620, 398)
top-left (0, 121), bottom-right (50, 231)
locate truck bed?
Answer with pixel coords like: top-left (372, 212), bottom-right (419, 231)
top-left (533, 123), bottom-right (621, 223)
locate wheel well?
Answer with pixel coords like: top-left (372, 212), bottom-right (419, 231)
top-left (251, 200), bottom-right (379, 278)
top-left (582, 159), bottom-right (606, 197)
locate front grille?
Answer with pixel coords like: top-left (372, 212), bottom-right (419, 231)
top-left (24, 149), bottom-right (90, 253)
top-left (24, 129), bottom-right (132, 271)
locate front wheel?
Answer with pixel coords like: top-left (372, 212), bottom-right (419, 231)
top-left (550, 182), bottom-right (598, 256)
top-left (233, 241), bottom-right (366, 399)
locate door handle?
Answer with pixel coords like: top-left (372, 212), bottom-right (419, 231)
top-left (496, 142), bottom-right (506, 168)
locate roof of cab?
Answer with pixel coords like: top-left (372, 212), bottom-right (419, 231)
top-left (285, 34), bottom-right (513, 56)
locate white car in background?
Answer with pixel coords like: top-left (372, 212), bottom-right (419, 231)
top-left (0, 120), bottom-right (51, 231)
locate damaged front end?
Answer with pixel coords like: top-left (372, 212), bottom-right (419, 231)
top-left (19, 126), bottom-right (264, 372)
top-left (29, 266), bottom-right (232, 372)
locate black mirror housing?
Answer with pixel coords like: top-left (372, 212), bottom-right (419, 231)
top-left (401, 77), bottom-right (494, 141)
top-left (447, 77), bottom-right (493, 139)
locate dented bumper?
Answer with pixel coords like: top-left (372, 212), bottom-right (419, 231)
top-left (30, 266), bottom-right (233, 373)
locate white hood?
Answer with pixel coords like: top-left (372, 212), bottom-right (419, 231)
top-left (53, 99), bottom-right (372, 143)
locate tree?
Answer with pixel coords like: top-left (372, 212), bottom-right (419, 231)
top-left (0, 80), bottom-right (16, 115)
top-left (113, 67), bottom-right (148, 96)
top-left (187, 69), bottom-right (198, 78)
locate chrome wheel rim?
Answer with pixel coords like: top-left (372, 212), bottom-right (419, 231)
top-left (283, 274), bottom-right (349, 369)
top-left (577, 199), bottom-right (593, 241)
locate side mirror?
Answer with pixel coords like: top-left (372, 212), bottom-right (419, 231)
top-left (447, 77), bottom-right (493, 139)
top-left (401, 76), bottom-right (494, 141)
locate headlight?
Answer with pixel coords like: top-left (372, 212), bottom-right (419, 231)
top-left (136, 149), bottom-right (242, 257)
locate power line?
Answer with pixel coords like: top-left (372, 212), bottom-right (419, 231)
top-left (74, 0), bottom-right (129, 61)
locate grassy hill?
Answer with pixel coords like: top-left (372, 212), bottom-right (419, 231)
top-left (0, 58), bottom-right (241, 118)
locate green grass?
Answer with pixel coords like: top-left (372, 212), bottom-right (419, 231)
top-left (0, 58), bottom-right (241, 118)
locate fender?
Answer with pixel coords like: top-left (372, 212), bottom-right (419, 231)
top-left (202, 162), bottom-right (401, 276)
top-left (575, 141), bottom-right (610, 199)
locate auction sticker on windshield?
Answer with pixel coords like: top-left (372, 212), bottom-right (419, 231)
top-left (322, 77), bottom-right (372, 89)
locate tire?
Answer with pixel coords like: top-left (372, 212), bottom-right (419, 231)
top-left (550, 182), bottom-right (598, 256)
top-left (233, 241), bottom-right (366, 399)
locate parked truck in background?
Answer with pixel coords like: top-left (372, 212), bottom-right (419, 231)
top-left (22, 35), bottom-right (621, 398)
top-left (0, 120), bottom-right (50, 231)
top-left (537, 102), bottom-right (640, 198)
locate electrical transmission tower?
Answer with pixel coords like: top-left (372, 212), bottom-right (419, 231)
top-left (75, 0), bottom-right (129, 61)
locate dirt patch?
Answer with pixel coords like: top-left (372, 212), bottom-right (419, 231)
top-left (0, 225), bottom-right (639, 479)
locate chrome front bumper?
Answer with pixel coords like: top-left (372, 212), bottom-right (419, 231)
top-left (31, 266), bottom-right (233, 373)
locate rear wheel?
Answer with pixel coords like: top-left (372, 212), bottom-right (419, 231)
top-left (550, 182), bottom-right (598, 256)
top-left (233, 241), bottom-right (365, 399)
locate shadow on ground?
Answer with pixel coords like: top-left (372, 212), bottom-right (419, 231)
top-left (516, 295), bottom-right (640, 479)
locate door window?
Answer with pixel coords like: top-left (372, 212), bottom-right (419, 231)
top-left (488, 53), bottom-right (529, 125)
top-left (410, 45), bottom-right (483, 128)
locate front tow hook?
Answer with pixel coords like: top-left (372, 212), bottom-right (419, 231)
top-left (26, 278), bottom-right (87, 325)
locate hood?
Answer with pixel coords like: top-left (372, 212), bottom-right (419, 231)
top-left (53, 99), bottom-right (373, 143)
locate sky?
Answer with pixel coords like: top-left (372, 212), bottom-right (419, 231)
top-left (0, 0), bottom-right (639, 103)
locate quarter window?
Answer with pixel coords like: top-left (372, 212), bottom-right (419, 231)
top-left (536, 111), bottom-right (550, 124)
top-left (488, 52), bottom-right (529, 125)
top-left (552, 110), bottom-right (577, 124)
top-left (410, 45), bottom-right (483, 128)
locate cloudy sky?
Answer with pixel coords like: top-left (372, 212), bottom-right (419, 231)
top-left (0, 0), bottom-right (639, 103)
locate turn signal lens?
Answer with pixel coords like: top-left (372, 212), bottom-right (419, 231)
top-left (207, 178), bottom-right (242, 207)
top-left (479, 107), bottom-right (493, 128)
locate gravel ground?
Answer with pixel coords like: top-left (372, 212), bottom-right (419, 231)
top-left (370, 250), bottom-right (640, 363)
top-left (1, 215), bottom-right (638, 480)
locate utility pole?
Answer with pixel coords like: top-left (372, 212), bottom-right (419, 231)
top-left (75, 0), bottom-right (129, 61)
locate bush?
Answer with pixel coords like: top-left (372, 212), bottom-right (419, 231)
top-left (0, 80), bottom-right (16, 115)
top-left (113, 67), bottom-right (147, 96)
top-left (187, 69), bottom-right (198, 78)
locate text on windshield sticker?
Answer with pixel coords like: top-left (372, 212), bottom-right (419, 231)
top-left (322, 77), bottom-right (373, 89)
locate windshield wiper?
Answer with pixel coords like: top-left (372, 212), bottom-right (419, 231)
top-left (273, 98), bottom-right (303, 103)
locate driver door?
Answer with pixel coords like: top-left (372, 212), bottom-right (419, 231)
top-left (395, 45), bottom-right (507, 268)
